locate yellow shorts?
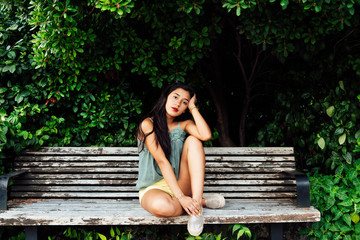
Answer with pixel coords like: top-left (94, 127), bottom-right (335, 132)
top-left (138, 178), bottom-right (174, 203)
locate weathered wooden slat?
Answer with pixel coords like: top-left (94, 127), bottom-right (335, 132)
top-left (21, 147), bottom-right (139, 155)
top-left (205, 173), bottom-right (291, 179)
top-left (12, 167), bottom-right (138, 173)
top-left (18, 173), bottom-right (290, 180)
top-left (10, 185), bottom-right (296, 192)
top-left (10, 192), bottom-right (138, 198)
top-left (206, 192), bottom-right (298, 198)
top-left (11, 186), bottom-right (138, 191)
top-left (19, 173), bottom-right (139, 179)
top-left (16, 156), bottom-right (140, 162)
top-left (15, 161), bottom-right (297, 169)
top-left (205, 162), bottom-right (295, 168)
top-left (204, 179), bottom-right (296, 185)
top-left (14, 161), bottom-right (295, 168)
top-left (0, 199), bottom-right (320, 226)
top-left (6, 198), bottom-right (301, 210)
top-left (13, 167), bottom-right (296, 173)
top-left (21, 147), bottom-right (294, 156)
top-left (205, 186), bottom-right (296, 192)
top-left (12, 179), bottom-right (295, 186)
top-left (10, 191), bottom-right (297, 198)
top-left (16, 155), bottom-right (295, 162)
top-left (12, 179), bottom-right (136, 185)
top-left (206, 156), bottom-right (295, 162)
top-left (205, 167), bottom-right (296, 173)
top-left (14, 162), bottom-right (138, 168)
top-left (204, 147), bottom-right (294, 155)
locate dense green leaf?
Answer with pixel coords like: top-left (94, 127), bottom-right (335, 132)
top-left (351, 214), bottom-right (360, 224)
top-left (98, 233), bottom-right (107, 240)
top-left (326, 106), bottom-right (335, 117)
top-left (343, 152), bottom-right (352, 164)
top-left (339, 133), bottom-right (347, 145)
top-left (318, 137), bottom-right (325, 149)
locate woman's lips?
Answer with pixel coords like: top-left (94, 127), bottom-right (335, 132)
top-left (171, 107), bottom-right (178, 112)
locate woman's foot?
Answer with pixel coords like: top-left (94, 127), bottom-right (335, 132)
top-left (187, 207), bottom-right (204, 236)
top-left (204, 193), bottom-right (225, 209)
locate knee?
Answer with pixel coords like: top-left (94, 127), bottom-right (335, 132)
top-left (149, 198), bottom-right (180, 217)
top-left (184, 136), bottom-right (203, 149)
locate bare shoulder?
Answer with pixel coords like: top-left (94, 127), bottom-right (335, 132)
top-left (140, 118), bottom-right (154, 135)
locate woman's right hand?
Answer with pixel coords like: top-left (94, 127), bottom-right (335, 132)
top-left (178, 195), bottom-right (201, 216)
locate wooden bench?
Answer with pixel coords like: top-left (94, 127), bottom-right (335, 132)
top-left (0, 147), bottom-right (320, 240)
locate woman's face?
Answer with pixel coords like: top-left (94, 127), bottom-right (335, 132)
top-left (165, 88), bottom-right (191, 118)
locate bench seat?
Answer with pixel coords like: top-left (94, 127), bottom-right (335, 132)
top-left (0, 147), bottom-right (321, 239)
top-left (2, 199), bottom-right (319, 226)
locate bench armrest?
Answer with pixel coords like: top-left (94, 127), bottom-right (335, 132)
top-left (0, 171), bottom-right (26, 210)
top-left (286, 171), bottom-right (310, 208)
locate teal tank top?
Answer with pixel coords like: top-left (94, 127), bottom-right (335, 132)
top-left (136, 121), bottom-right (187, 190)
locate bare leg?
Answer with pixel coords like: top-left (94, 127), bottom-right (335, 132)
top-left (141, 136), bottom-right (206, 217)
top-left (178, 136), bottom-right (206, 207)
top-left (141, 189), bottom-right (184, 217)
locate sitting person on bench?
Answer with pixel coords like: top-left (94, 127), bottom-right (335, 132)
top-left (136, 82), bottom-right (225, 236)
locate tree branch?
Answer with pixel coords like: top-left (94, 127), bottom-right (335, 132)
top-left (233, 32), bottom-right (248, 83)
top-left (333, 28), bottom-right (356, 54)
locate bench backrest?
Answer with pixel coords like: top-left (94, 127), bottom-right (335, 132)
top-left (10, 147), bottom-right (297, 201)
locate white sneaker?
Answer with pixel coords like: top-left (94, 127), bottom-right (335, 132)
top-left (204, 193), bottom-right (226, 209)
top-left (187, 207), bottom-right (204, 236)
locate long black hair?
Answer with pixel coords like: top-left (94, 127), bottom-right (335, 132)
top-left (138, 82), bottom-right (195, 159)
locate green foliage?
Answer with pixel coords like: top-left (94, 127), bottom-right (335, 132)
top-left (60, 225), bottom-right (251, 240)
top-left (7, 231), bottom-right (25, 240)
top-left (230, 224), bottom-right (252, 239)
top-left (223, 0), bottom-right (257, 16)
top-left (223, 0), bottom-right (359, 64)
top-left (184, 224), bottom-right (252, 240)
top-left (1, 0), bottom-right (358, 155)
top-left (0, 2), bottom-right (32, 75)
top-left (306, 167), bottom-right (360, 239)
top-left (177, 0), bottom-right (206, 15)
top-left (0, 78), bottom-right (141, 157)
top-left (255, 81), bottom-right (360, 239)
top-left (256, 81), bottom-right (359, 170)
top-left (0, 0), bottom-right (224, 162)
top-left (313, 85), bottom-right (359, 170)
top-left (95, 0), bottom-right (135, 18)
top-left (304, 94), bottom-right (360, 239)
top-left (63, 226), bottom-right (132, 240)
top-left (27, 0), bottom-right (220, 89)
top-left (185, 232), bottom-right (224, 240)
top-left (1, 1), bottom-right (152, 160)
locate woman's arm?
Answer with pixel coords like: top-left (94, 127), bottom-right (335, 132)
top-left (140, 119), bottom-right (200, 215)
top-left (184, 94), bottom-right (212, 141)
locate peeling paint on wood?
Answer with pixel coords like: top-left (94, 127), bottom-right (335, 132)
top-left (1, 199), bottom-right (320, 226)
top-left (0, 147), bottom-right (320, 228)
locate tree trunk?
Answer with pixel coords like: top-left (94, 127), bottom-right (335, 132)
top-left (206, 81), bottom-right (236, 147)
top-left (233, 29), bottom-right (266, 146)
top-left (203, 48), bottom-right (236, 147)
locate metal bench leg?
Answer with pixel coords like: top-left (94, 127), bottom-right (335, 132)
top-left (25, 227), bottom-right (38, 240)
top-left (270, 223), bottom-right (283, 240)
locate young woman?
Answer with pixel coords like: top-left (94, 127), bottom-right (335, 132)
top-left (136, 82), bottom-right (225, 236)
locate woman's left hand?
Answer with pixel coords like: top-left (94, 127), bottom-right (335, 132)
top-left (188, 94), bottom-right (197, 110)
